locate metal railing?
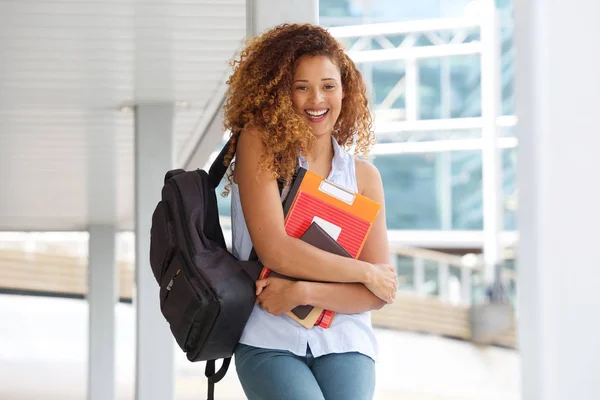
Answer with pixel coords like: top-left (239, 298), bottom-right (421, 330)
top-left (0, 231), bottom-right (517, 347)
top-left (0, 230), bottom-right (515, 307)
top-left (390, 244), bottom-right (515, 307)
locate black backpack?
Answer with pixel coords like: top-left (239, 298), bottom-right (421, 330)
top-left (149, 140), bottom-right (263, 400)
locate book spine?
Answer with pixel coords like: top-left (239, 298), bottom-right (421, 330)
top-left (316, 310), bottom-right (335, 328)
top-left (259, 266), bottom-right (272, 280)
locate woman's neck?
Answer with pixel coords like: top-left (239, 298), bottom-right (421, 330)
top-left (305, 134), bottom-right (334, 177)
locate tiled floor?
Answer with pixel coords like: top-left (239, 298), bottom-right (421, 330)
top-left (0, 294), bottom-right (519, 399)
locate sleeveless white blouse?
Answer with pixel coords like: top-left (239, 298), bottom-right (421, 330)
top-left (230, 136), bottom-right (378, 361)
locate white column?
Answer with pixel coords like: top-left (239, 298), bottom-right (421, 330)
top-left (88, 225), bottom-right (117, 400)
top-left (515, 0), bottom-right (600, 399)
top-left (248, 0), bottom-right (318, 36)
top-left (87, 123), bottom-right (118, 400)
top-left (479, 0), bottom-right (503, 284)
top-left (135, 104), bottom-right (176, 400)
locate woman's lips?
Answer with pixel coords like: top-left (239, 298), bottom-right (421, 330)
top-left (304, 109), bottom-right (329, 122)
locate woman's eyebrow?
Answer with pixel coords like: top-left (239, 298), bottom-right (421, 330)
top-left (293, 78), bottom-right (338, 83)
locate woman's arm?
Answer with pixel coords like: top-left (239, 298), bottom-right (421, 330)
top-left (297, 281), bottom-right (386, 313)
top-left (236, 127), bottom-right (395, 303)
top-left (256, 278), bottom-right (385, 315)
top-left (256, 159), bottom-right (396, 314)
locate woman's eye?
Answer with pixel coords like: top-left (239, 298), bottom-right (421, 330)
top-left (295, 86), bottom-right (308, 91)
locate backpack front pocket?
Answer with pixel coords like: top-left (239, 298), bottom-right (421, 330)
top-left (160, 257), bottom-right (203, 352)
top-left (150, 200), bottom-right (176, 285)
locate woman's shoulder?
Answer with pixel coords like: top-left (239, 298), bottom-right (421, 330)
top-left (237, 125), bottom-right (263, 147)
top-left (354, 158), bottom-right (383, 196)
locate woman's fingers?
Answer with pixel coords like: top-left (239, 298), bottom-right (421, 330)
top-left (255, 278), bottom-right (269, 296)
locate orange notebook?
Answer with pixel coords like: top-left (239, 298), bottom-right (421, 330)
top-left (260, 167), bottom-right (380, 328)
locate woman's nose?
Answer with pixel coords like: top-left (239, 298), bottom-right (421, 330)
top-left (310, 89), bottom-right (324, 104)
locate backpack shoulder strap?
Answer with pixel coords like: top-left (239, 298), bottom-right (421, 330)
top-left (205, 358), bottom-right (231, 400)
top-left (210, 138), bottom-right (300, 263)
top-left (207, 138), bottom-right (233, 189)
top-left (248, 165), bottom-right (301, 263)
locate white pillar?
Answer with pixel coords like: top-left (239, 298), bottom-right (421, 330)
top-left (87, 123), bottom-right (118, 400)
top-left (88, 225), bottom-right (117, 400)
top-left (515, 0), bottom-right (600, 399)
top-left (248, 0), bottom-right (318, 36)
top-left (135, 104), bottom-right (176, 400)
top-left (479, 0), bottom-right (504, 284)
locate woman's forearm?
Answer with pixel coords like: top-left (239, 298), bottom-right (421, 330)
top-left (296, 281), bottom-right (385, 314)
top-left (265, 235), bottom-right (374, 284)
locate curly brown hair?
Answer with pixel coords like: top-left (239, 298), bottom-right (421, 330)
top-left (222, 23), bottom-right (375, 194)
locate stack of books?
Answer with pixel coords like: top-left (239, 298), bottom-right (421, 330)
top-left (259, 167), bottom-right (380, 328)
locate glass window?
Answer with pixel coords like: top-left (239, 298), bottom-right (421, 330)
top-left (451, 150), bottom-right (483, 230)
top-left (501, 25), bottom-right (515, 116)
top-left (369, 61), bottom-right (405, 109)
top-left (319, 0), bottom-right (362, 18)
top-left (375, 147), bottom-right (516, 231)
top-left (502, 148), bottom-right (517, 231)
top-left (450, 148), bottom-right (517, 231)
top-left (449, 55), bottom-right (482, 118)
top-left (373, 153), bottom-right (440, 230)
top-left (419, 58), bottom-right (442, 120)
top-left (321, 0), bottom-right (510, 25)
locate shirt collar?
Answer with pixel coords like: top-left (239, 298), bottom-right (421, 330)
top-left (298, 136), bottom-right (346, 180)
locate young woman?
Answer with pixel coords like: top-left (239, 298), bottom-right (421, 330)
top-left (222, 23), bottom-right (397, 400)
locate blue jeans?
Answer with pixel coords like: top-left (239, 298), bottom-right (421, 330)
top-left (234, 344), bottom-right (376, 400)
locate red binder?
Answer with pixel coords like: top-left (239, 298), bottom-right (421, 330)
top-left (260, 167), bottom-right (380, 328)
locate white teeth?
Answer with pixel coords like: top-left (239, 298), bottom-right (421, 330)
top-left (306, 109), bottom-right (328, 117)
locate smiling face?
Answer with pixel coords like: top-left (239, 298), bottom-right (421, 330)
top-left (291, 55), bottom-right (344, 138)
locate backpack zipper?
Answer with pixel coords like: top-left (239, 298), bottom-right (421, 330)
top-left (166, 269), bottom-right (181, 291)
top-left (170, 174), bottom-right (216, 299)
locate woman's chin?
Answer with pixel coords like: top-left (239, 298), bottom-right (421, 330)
top-left (309, 127), bottom-right (334, 139)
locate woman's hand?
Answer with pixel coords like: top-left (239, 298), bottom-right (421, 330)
top-left (256, 277), bottom-right (305, 317)
top-left (364, 263), bottom-right (397, 303)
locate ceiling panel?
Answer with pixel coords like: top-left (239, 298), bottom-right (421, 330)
top-left (0, 0), bottom-right (245, 231)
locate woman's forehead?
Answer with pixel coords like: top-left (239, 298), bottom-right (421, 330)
top-left (293, 55), bottom-right (341, 78)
